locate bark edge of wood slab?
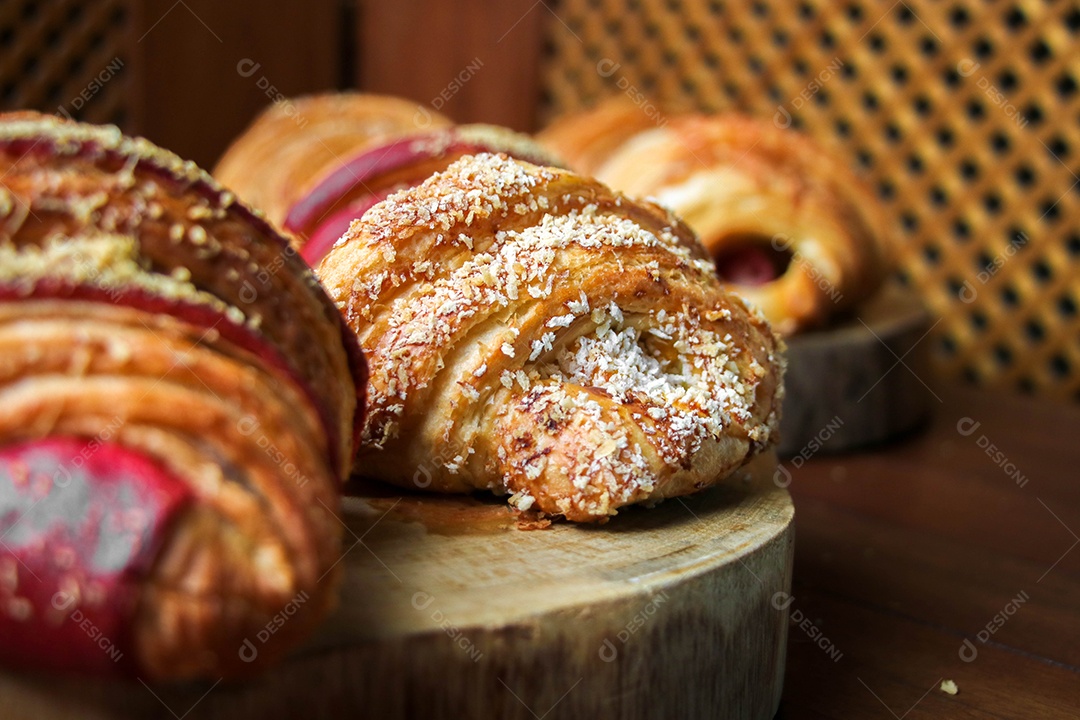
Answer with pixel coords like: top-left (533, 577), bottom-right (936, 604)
top-left (779, 282), bottom-right (933, 457)
top-left (0, 453), bottom-right (792, 720)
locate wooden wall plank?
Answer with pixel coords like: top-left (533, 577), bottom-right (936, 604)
top-left (130, 0), bottom-right (342, 168)
top-left (6, 0), bottom-right (545, 166)
top-left (356, 0), bottom-right (544, 131)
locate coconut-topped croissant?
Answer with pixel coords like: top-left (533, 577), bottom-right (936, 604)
top-left (318, 153), bottom-right (784, 522)
top-left (0, 113), bottom-right (365, 679)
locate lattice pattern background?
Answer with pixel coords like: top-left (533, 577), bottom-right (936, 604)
top-left (0, 0), bottom-right (133, 128)
top-left (540, 0), bottom-right (1080, 400)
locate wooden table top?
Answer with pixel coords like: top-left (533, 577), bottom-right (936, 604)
top-left (777, 387), bottom-right (1080, 719)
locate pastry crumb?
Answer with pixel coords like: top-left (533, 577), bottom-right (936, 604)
top-left (515, 512), bottom-right (553, 531)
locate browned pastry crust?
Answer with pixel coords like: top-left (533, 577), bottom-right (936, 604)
top-left (0, 113), bottom-right (360, 472)
top-left (280, 121), bottom-right (563, 264)
top-left (319, 153), bottom-right (784, 522)
top-left (214, 92), bottom-right (453, 226)
top-left (536, 97), bottom-right (668, 177)
top-left (0, 113), bottom-right (364, 679)
top-left (588, 114), bottom-right (891, 335)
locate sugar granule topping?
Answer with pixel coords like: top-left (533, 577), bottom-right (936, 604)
top-left (341, 153), bottom-right (779, 517)
top-left (542, 306), bottom-right (751, 469)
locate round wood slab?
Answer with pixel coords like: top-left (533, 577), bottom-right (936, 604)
top-left (779, 282), bottom-right (934, 458)
top-left (0, 454), bottom-right (793, 720)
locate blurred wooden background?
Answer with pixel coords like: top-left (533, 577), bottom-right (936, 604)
top-left (0, 0), bottom-right (544, 168)
top-left (2, 0), bottom-right (1078, 402)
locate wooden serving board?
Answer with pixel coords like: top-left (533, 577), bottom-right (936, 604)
top-left (779, 282), bottom-right (934, 458)
top-left (0, 454), bottom-right (793, 720)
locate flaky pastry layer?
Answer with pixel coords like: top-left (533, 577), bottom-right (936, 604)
top-left (320, 153), bottom-right (785, 521)
top-left (591, 114), bottom-right (891, 335)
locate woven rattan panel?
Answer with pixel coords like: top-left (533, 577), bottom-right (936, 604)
top-left (540, 0), bottom-right (1080, 400)
top-left (0, 0), bottom-right (132, 127)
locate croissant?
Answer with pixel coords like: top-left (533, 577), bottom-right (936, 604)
top-left (535, 96), bottom-right (665, 177)
top-left (0, 113), bottom-right (365, 680)
top-left (318, 153), bottom-right (784, 522)
top-left (214, 92), bottom-right (452, 229)
top-left (281, 123), bottom-right (560, 265)
top-left (215, 93), bottom-right (559, 264)
top-left (540, 112), bottom-right (890, 335)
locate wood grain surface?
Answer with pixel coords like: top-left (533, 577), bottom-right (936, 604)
top-left (0, 454), bottom-right (793, 719)
top-left (778, 386), bottom-right (1080, 719)
top-left (779, 282), bottom-right (933, 457)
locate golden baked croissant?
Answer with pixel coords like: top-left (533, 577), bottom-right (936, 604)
top-left (318, 153), bottom-right (784, 522)
top-left (540, 112), bottom-right (890, 335)
top-left (0, 113), bottom-right (365, 679)
top-left (215, 93), bottom-right (559, 264)
top-left (535, 96), bottom-right (664, 177)
top-left (280, 123), bottom-right (560, 265)
top-left (214, 92), bottom-right (452, 228)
